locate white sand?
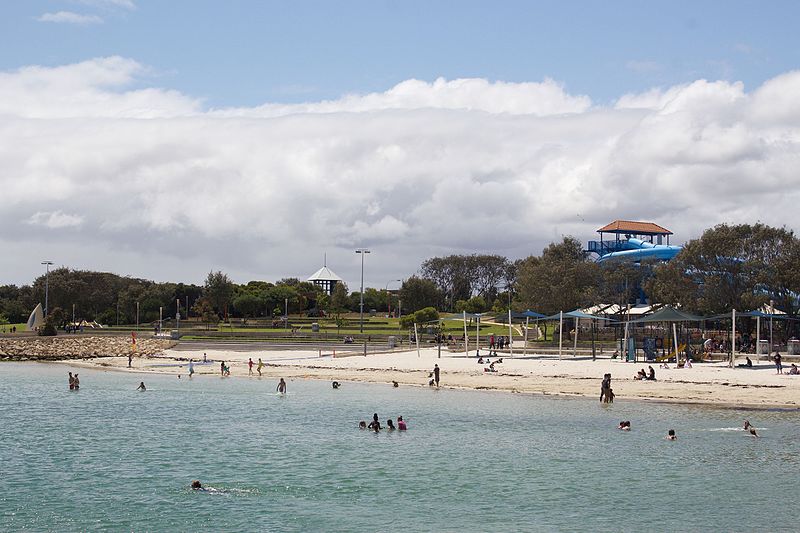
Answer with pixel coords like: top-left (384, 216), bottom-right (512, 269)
top-left (69, 346), bottom-right (800, 409)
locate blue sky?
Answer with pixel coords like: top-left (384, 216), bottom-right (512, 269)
top-left (2, 1), bottom-right (800, 288)
top-left (3, 1), bottom-right (798, 107)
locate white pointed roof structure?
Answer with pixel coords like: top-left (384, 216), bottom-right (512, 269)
top-left (307, 255), bottom-right (343, 295)
top-left (307, 266), bottom-right (343, 282)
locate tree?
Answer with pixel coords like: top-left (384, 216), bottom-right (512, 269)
top-left (399, 276), bottom-right (442, 313)
top-left (192, 298), bottom-right (217, 329)
top-left (204, 271), bottom-right (235, 317)
top-left (400, 306), bottom-right (440, 329)
top-left (515, 237), bottom-right (600, 314)
top-left (233, 293), bottom-right (262, 318)
top-left (647, 223), bottom-right (800, 314)
top-left (420, 254), bottom-right (513, 311)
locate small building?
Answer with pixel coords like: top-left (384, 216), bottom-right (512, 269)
top-left (307, 263), bottom-right (343, 296)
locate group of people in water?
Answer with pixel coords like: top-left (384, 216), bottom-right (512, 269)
top-left (618, 419), bottom-right (760, 440)
top-left (360, 412), bottom-right (408, 432)
top-left (67, 372), bottom-right (80, 390)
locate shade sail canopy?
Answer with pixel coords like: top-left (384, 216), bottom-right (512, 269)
top-left (522, 310), bottom-right (547, 318)
top-left (708, 310), bottom-right (792, 320)
top-left (628, 306), bottom-right (704, 323)
top-left (544, 309), bottom-right (612, 321)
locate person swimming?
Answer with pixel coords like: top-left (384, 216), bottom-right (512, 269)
top-left (191, 480), bottom-right (203, 490)
top-left (368, 413), bottom-right (381, 430)
top-left (392, 381), bottom-right (399, 388)
top-left (68, 372), bottom-right (75, 390)
top-left (666, 429), bottom-right (677, 440)
top-left (397, 416), bottom-right (407, 430)
top-left (73, 374), bottom-right (80, 390)
top-left (618, 421), bottom-right (630, 430)
top-left (386, 419), bottom-right (396, 430)
top-left (137, 382), bottom-right (146, 391)
top-left (277, 378), bottom-right (287, 393)
top-left (359, 421), bottom-right (367, 429)
top-left (332, 381), bottom-right (340, 389)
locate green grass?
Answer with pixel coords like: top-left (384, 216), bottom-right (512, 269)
top-left (1, 323), bottom-right (26, 333)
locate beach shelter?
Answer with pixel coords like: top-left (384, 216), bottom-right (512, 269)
top-left (544, 310), bottom-right (611, 358)
top-left (709, 309), bottom-right (791, 364)
top-left (628, 307), bottom-right (704, 363)
top-left (444, 312), bottom-right (487, 356)
top-left (521, 310), bottom-right (546, 355)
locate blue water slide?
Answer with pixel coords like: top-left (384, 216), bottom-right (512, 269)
top-left (596, 237), bottom-right (681, 263)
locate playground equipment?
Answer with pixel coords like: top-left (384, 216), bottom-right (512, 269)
top-left (588, 220), bottom-right (682, 264)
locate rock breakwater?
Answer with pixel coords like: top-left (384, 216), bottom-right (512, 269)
top-left (0, 336), bottom-right (176, 361)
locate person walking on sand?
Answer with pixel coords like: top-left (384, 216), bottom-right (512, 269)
top-left (433, 364), bottom-right (440, 387)
top-left (257, 358), bottom-right (265, 376)
top-left (248, 358), bottom-right (254, 376)
top-left (220, 361), bottom-right (226, 376)
top-left (128, 353), bottom-right (133, 368)
top-left (277, 378), bottom-right (287, 394)
top-left (774, 352), bottom-right (783, 374)
top-left (188, 359), bottom-right (194, 378)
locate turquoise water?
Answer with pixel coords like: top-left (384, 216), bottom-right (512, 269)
top-left (1, 363), bottom-right (799, 532)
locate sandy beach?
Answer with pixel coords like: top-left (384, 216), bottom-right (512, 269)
top-left (66, 346), bottom-right (800, 409)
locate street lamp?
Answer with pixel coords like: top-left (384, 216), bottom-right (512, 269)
top-left (355, 249), bottom-right (371, 333)
top-left (385, 279), bottom-right (401, 317)
top-left (41, 261), bottom-right (53, 316)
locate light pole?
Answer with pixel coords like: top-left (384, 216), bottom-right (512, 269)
top-left (356, 249), bottom-right (371, 333)
top-left (41, 261), bottom-right (53, 316)
top-left (136, 301), bottom-right (140, 332)
top-left (385, 279), bottom-right (400, 317)
top-left (769, 299), bottom-right (774, 354)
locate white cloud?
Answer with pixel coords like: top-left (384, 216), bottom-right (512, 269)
top-left (74, 0), bottom-right (136, 10)
top-left (37, 11), bottom-right (103, 25)
top-left (1, 57), bottom-right (800, 288)
top-left (27, 211), bottom-right (85, 229)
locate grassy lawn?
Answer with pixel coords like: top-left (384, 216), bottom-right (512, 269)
top-left (1, 323), bottom-right (26, 333)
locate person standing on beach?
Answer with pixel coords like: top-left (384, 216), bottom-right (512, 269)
top-left (257, 358), bottom-right (265, 376)
top-left (188, 359), bottom-right (194, 378)
top-left (277, 378), bottom-right (287, 393)
top-left (433, 364), bottom-right (440, 387)
top-left (248, 358), bottom-right (254, 375)
top-left (774, 352), bottom-right (783, 374)
top-left (128, 353), bottom-right (133, 368)
top-left (220, 361), bottom-right (225, 376)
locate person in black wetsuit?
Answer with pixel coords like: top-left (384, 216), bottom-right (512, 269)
top-left (433, 364), bottom-right (440, 387)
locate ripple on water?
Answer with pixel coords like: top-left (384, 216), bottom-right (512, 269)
top-left (0, 362), bottom-right (798, 532)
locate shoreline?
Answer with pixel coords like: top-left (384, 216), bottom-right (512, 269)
top-left (32, 345), bottom-right (800, 410)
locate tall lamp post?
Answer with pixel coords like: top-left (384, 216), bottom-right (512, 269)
top-left (41, 261), bottom-right (54, 316)
top-left (355, 249), bottom-right (371, 333)
top-left (385, 279), bottom-right (401, 317)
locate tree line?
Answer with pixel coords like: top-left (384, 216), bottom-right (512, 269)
top-left (2, 222), bottom-right (798, 327)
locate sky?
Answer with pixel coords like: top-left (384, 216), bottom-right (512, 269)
top-left (1, 1), bottom-right (800, 289)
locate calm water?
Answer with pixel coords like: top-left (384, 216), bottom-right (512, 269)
top-left (1, 362), bottom-right (798, 532)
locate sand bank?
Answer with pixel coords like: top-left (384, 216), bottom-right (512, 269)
top-left (64, 345), bottom-right (800, 409)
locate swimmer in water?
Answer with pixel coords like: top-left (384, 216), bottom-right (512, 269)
top-left (277, 378), bottom-right (287, 393)
top-left (359, 421), bottom-right (367, 429)
top-left (332, 381), bottom-right (340, 389)
top-left (386, 419), bottom-right (396, 430)
top-left (397, 416), bottom-right (407, 430)
top-left (73, 374), bottom-right (80, 390)
top-left (666, 429), bottom-right (677, 440)
top-left (68, 372), bottom-right (75, 390)
top-left (137, 382), bottom-right (146, 391)
top-left (191, 480), bottom-right (202, 490)
top-left (392, 381), bottom-right (399, 388)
